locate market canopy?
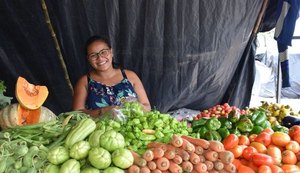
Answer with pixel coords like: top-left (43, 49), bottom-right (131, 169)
top-left (0, 0), bottom-right (284, 114)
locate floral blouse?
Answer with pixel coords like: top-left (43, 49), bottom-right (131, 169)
top-left (85, 69), bottom-right (137, 109)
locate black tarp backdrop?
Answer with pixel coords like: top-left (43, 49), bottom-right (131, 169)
top-left (0, 0), bottom-right (276, 114)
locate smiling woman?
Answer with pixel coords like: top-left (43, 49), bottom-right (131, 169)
top-left (72, 35), bottom-right (151, 117)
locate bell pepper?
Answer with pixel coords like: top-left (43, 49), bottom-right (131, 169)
top-left (218, 117), bottom-right (232, 129)
top-left (272, 125), bottom-right (289, 133)
top-left (191, 118), bottom-right (208, 129)
top-left (198, 126), bottom-right (209, 138)
top-left (218, 127), bottom-right (230, 139)
top-left (261, 120), bottom-right (272, 129)
top-left (236, 117), bottom-right (253, 133)
top-left (204, 131), bottom-right (222, 141)
top-left (205, 117), bottom-right (221, 131)
top-left (229, 128), bottom-right (241, 136)
top-left (250, 125), bottom-right (264, 134)
top-left (228, 110), bottom-right (240, 123)
top-left (250, 110), bottom-right (267, 126)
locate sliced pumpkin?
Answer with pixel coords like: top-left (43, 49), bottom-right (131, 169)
top-left (15, 76), bottom-right (48, 110)
top-left (0, 103), bottom-right (56, 129)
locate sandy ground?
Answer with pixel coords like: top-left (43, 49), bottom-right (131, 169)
top-left (250, 95), bottom-right (300, 113)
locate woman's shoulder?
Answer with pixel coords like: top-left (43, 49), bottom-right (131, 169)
top-left (76, 74), bottom-right (89, 84)
top-left (123, 69), bottom-right (138, 79)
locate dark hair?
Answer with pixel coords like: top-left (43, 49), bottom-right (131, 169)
top-left (84, 35), bottom-right (111, 55)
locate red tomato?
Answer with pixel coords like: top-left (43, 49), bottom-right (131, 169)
top-left (293, 132), bottom-right (300, 144)
top-left (252, 153), bottom-right (273, 166)
top-left (261, 128), bottom-right (274, 135)
top-left (282, 150), bottom-right (297, 165)
top-left (281, 164), bottom-right (300, 173)
top-left (286, 140), bottom-right (300, 153)
top-left (269, 164), bottom-right (283, 173)
top-left (248, 134), bottom-right (258, 142)
top-left (254, 132), bottom-right (272, 146)
top-left (267, 145), bottom-right (282, 165)
top-left (238, 135), bottom-right (250, 145)
top-left (296, 151), bottom-right (300, 161)
top-left (289, 125), bottom-right (300, 138)
top-left (250, 142), bottom-right (267, 154)
top-left (258, 165), bottom-right (272, 173)
top-left (271, 132), bottom-right (291, 147)
top-left (242, 146), bottom-right (257, 160)
top-left (223, 134), bottom-right (239, 150)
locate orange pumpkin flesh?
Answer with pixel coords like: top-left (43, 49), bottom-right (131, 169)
top-left (18, 104), bottom-right (41, 125)
top-left (15, 76), bottom-right (48, 110)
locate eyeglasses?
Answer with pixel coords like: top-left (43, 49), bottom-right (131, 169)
top-left (88, 48), bottom-right (110, 60)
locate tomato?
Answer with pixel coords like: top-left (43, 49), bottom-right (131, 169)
top-left (252, 153), bottom-right (273, 166)
top-left (296, 151), bottom-right (300, 161)
top-left (281, 164), bottom-right (300, 173)
top-left (254, 132), bottom-right (271, 146)
top-left (286, 140), bottom-right (300, 153)
top-left (248, 134), bottom-right (257, 142)
top-left (271, 132), bottom-right (291, 147)
top-left (228, 145), bottom-right (246, 158)
top-left (289, 125), bottom-right (300, 138)
top-left (223, 134), bottom-right (239, 150)
top-left (282, 150), bottom-right (297, 165)
top-left (258, 165), bottom-right (272, 173)
top-left (250, 142), bottom-right (267, 154)
top-left (238, 135), bottom-right (250, 145)
top-left (261, 128), bottom-right (274, 135)
top-left (267, 145), bottom-right (282, 166)
top-left (269, 164), bottom-right (283, 173)
top-left (242, 146), bottom-right (257, 160)
top-left (293, 132), bottom-right (300, 144)
top-left (238, 165), bottom-right (255, 173)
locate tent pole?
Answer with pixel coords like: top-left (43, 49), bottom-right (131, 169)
top-left (276, 58), bottom-right (281, 104)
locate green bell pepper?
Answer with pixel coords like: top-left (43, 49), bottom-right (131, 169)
top-left (204, 131), bottom-right (222, 141)
top-left (198, 126), bottom-right (209, 138)
top-left (191, 118), bottom-right (208, 129)
top-left (250, 125), bottom-right (264, 134)
top-left (261, 120), bottom-right (272, 129)
top-left (218, 117), bottom-right (232, 129)
top-left (236, 117), bottom-right (253, 133)
top-left (228, 110), bottom-right (240, 123)
top-left (205, 117), bottom-right (221, 131)
top-left (250, 110), bottom-right (267, 126)
top-left (229, 128), bottom-right (241, 136)
top-left (218, 127), bottom-right (230, 139)
top-left (272, 125), bottom-right (289, 133)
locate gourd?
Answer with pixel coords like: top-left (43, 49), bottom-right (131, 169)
top-left (0, 103), bottom-right (56, 129)
top-left (15, 76), bottom-right (48, 110)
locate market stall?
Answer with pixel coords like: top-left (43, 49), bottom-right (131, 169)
top-left (1, 78), bottom-right (300, 173)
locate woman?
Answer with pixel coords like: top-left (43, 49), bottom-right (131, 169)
top-left (73, 35), bottom-right (151, 117)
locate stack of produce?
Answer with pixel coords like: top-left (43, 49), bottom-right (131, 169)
top-left (223, 126), bottom-right (300, 173)
top-left (98, 102), bottom-right (193, 154)
top-left (127, 134), bottom-right (236, 173)
top-left (191, 108), bottom-right (288, 141)
top-left (258, 101), bottom-right (300, 128)
top-left (44, 117), bottom-right (134, 173)
top-left (193, 103), bottom-right (248, 119)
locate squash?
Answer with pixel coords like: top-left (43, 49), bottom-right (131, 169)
top-left (0, 103), bottom-right (56, 129)
top-left (15, 76), bottom-right (48, 110)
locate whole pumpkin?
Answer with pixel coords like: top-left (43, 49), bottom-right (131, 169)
top-left (0, 103), bottom-right (56, 129)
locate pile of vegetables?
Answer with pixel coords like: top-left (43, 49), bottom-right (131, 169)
top-left (191, 108), bottom-right (289, 141)
top-left (45, 117), bottom-right (134, 173)
top-left (0, 111), bottom-right (89, 173)
top-left (98, 102), bottom-right (192, 154)
top-left (193, 103), bottom-right (248, 119)
top-left (223, 126), bottom-right (300, 173)
top-left (128, 134), bottom-right (236, 172)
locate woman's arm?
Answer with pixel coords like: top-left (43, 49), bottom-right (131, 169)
top-left (125, 70), bottom-right (151, 111)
